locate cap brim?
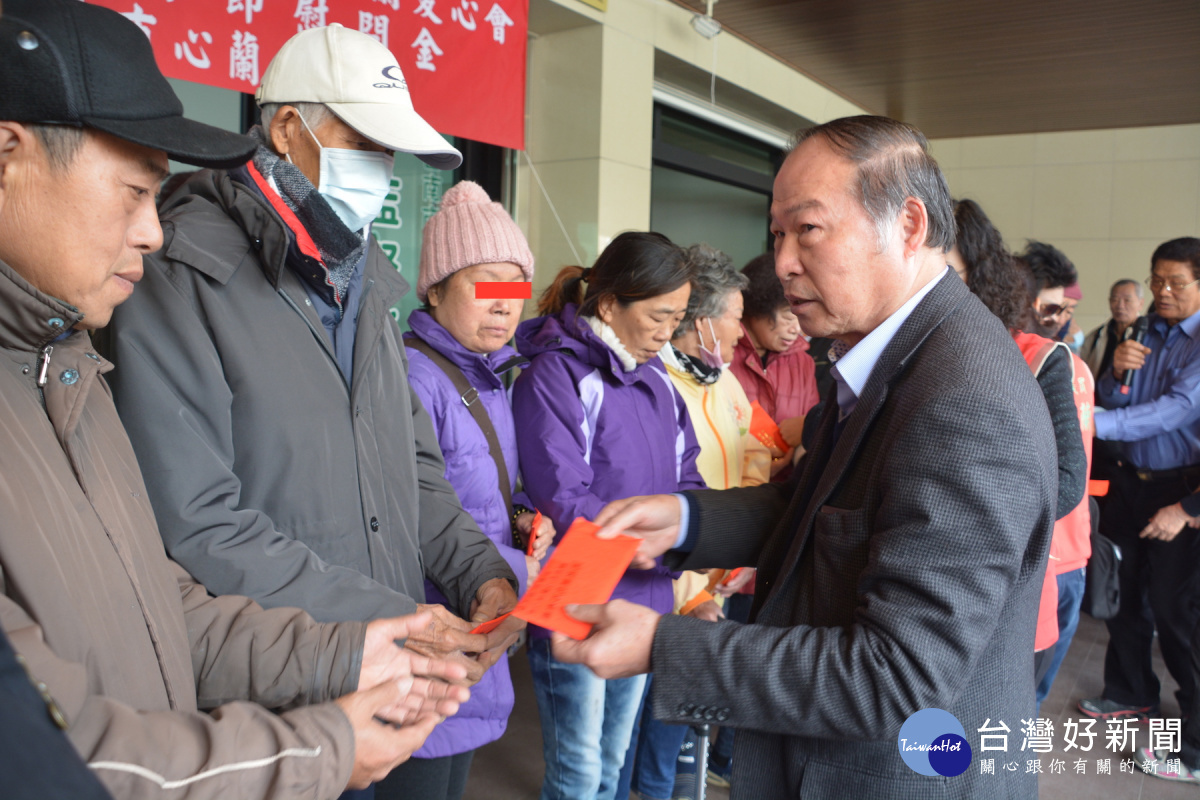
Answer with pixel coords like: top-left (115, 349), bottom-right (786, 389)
top-left (83, 114), bottom-right (257, 169)
top-left (327, 102), bottom-right (462, 170)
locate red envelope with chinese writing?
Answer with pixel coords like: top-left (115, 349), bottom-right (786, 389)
top-left (749, 401), bottom-right (789, 452)
top-left (511, 517), bottom-right (640, 640)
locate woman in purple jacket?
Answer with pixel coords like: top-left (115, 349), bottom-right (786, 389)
top-left (512, 231), bottom-right (706, 800)
top-left (383, 181), bottom-right (554, 800)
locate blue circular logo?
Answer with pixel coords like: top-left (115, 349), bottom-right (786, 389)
top-left (898, 708), bottom-right (972, 777)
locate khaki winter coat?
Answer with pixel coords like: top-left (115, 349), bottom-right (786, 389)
top-left (0, 258), bottom-right (362, 799)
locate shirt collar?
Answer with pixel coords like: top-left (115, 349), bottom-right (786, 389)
top-left (1150, 307), bottom-right (1200, 340)
top-left (829, 267), bottom-right (949, 418)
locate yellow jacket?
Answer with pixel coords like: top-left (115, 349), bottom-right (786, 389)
top-left (662, 347), bottom-right (771, 613)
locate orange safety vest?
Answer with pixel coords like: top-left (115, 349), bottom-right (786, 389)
top-left (1013, 332), bottom-right (1094, 651)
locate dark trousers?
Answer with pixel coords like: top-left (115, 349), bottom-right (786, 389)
top-left (1101, 466), bottom-right (1200, 711)
top-left (374, 751), bottom-right (474, 800)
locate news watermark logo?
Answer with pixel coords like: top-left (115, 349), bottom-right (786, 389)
top-left (898, 708), bottom-right (973, 777)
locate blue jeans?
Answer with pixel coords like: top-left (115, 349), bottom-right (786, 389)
top-left (614, 678), bottom-right (651, 800)
top-left (528, 637), bottom-right (648, 800)
top-left (1036, 567), bottom-right (1087, 704)
top-left (630, 681), bottom-right (689, 800)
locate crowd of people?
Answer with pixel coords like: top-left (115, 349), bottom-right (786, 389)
top-left (2, 2), bottom-right (1200, 800)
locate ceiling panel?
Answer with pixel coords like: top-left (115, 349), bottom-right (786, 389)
top-left (671, 0), bottom-right (1200, 137)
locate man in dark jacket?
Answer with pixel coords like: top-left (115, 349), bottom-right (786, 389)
top-left (554, 116), bottom-right (1057, 799)
top-left (103, 25), bottom-right (521, 692)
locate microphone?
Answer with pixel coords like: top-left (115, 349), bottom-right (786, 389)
top-left (1119, 316), bottom-right (1149, 395)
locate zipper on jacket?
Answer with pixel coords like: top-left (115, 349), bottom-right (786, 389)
top-left (35, 344), bottom-right (53, 408)
top-left (37, 344), bottom-right (54, 386)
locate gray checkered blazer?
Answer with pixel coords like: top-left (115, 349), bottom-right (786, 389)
top-left (651, 273), bottom-right (1056, 799)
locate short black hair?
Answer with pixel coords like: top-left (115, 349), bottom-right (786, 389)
top-left (741, 252), bottom-right (788, 322)
top-left (1151, 237), bottom-right (1200, 281)
top-left (1021, 240), bottom-right (1077, 292)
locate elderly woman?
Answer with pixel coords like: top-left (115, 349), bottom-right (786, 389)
top-left (729, 253), bottom-right (821, 478)
top-left (627, 244), bottom-right (770, 800)
top-left (391, 181), bottom-right (554, 800)
top-left (512, 231), bottom-right (706, 800)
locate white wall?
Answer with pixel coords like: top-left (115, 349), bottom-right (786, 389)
top-left (931, 124), bottom-right (1200, 333)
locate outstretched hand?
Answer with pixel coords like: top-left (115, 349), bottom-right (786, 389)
top-left (550, 600), bottom-right (659, 680)
top-left (594, 495), bottom-right (684, 569)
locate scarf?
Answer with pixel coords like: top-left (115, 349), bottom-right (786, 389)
top-left (664, 343), bottom-right (722, 385)
top-left (247, 126), bottom-right (366, 316)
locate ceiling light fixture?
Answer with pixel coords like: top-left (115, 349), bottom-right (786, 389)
top-left (690, 0), bottom-right (721, 39)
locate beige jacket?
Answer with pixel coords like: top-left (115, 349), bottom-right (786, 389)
top-left (0, 258), bottom-right (362, 798)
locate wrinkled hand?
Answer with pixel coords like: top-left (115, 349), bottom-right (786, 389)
top-left (552, 600), bottom-right (660, 680)
top-left (594, 495), bottom-right (682, 570)
top-left (687, 599), bottom-right (724, 622)
top-left (517, 511), bottom-right (555, 562)
top-left (470, 578), bottom-right (524, 669)
top-left (359, 613), bottom-right (472, 724)
top-left (1112, 340), bottom-right (1151, 381)
top-left (714, 567), bottom-right (755, 598)
top-left (406, 604), bottom-right (490, 686)
top-left (337, 682), bottom-right (443, 789)
top-left (1140, 502), bottom-right (1196, 541)
top-left (778, 416), bottom-right (805, 449)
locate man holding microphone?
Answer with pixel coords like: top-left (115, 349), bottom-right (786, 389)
top-left (1079, 237), bottom-right (1200, 726)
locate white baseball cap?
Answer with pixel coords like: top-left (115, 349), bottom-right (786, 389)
top-left (256, 24), bottom-right (462, 170)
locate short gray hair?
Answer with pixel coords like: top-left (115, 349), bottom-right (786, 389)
top-left (259, 102), bottom-right (334, 136)
top-left (1111, 278), bottom-right (1144, 299)
top-left (791, 115), bottom-right (955, 254)
top-left (673, 243), bottom-right (748, 339)
top-left (26, 123), bottom-right (86, 171)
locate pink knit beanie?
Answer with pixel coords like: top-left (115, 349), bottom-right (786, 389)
top-left (417, 180), bottom-right (535, 301)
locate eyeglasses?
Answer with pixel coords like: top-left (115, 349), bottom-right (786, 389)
top-left (1146, 276), bottom-right (1200, 293)
top-left (1036, 303), bottom-right (1067, 320)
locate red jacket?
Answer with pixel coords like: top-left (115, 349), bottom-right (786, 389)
top-left (730, 327), bottom-right (820, 426)
top-left (1015, 332), bottom-right (1094, 650)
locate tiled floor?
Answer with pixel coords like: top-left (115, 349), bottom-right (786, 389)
top-left (465, 614), bottom-right (1190, 799)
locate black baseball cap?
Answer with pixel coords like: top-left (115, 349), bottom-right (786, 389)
top-left (0, 0), bottom-right (255, 168)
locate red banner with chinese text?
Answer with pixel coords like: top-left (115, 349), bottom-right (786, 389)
top-left (88, 0), bottom-right (526, 150)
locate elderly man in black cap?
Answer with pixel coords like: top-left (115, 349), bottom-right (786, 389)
top-left (0, 2), bottom-right (472, 797)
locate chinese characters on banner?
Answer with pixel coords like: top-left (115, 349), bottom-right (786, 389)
top-left (89, 0), bottom-right (527, 150)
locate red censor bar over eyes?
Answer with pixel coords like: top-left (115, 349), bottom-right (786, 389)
top-left (476, 282), bottom-right (533, 299)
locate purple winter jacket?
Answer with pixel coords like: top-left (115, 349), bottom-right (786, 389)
top-left (512, 304), bottom-right (706, 639)
top-left (405, 309), bottom-right (531, 757)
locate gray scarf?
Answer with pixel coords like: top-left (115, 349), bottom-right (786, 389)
top-left (248, 126), bottom-right (366, 316)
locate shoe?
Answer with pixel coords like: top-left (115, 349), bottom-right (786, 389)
top-left (1076, 696), bottom-right (1158, 720)
top-left (1135, 747), bottom-right (1200, 783)
top-left (706, 767), bottom-right (731, 789)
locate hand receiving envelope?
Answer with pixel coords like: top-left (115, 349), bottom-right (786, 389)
top-left (470, 517), bottom-right (640, 640)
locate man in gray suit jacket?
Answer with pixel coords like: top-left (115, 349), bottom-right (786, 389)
top-left (555, 116), bottom-right (1058, 799)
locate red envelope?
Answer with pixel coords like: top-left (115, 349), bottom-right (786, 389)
top-left (469, 611), bottom-right (513, 635)
top-left (527, 510), bottom-right (543, 557)
top-left (749, 401), bottom-right (789, 452)
top-left (511, 517), bottom-right (640, 640)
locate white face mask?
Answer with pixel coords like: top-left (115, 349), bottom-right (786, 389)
top-left (295, 112), bottom-right (395, 233)
top-left (697, 317), bottom-right (728, 371)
